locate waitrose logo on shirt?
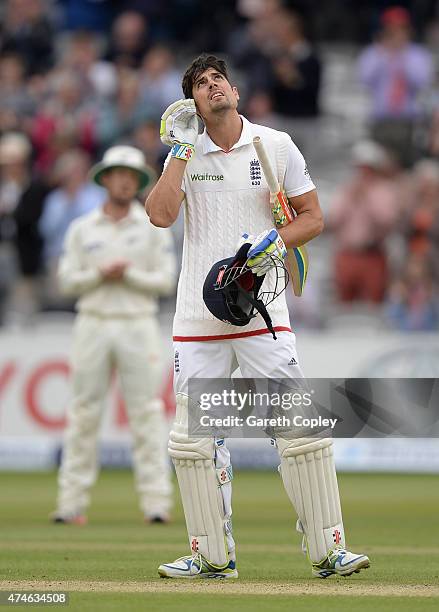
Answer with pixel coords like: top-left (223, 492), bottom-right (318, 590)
top-left (190, 173), bottom-right (224, 181)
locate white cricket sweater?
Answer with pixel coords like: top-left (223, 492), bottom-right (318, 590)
top-left (58, 203), bottom-right (176, 317)
top-left (173, 116), bottom-right (315, 339)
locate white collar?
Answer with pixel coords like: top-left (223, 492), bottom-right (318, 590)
top-left (95, 201), bottom-right (141, 224)
top-left (199, 115), bottom-right (253, 154)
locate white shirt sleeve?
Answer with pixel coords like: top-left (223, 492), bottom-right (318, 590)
top-left (57, 222), bottom-right (103, 297)
top-left (283, 137), bottom-right (316, 198)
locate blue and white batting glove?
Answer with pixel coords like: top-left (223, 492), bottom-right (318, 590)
top-left (247, 229), bottom-right (287, 276)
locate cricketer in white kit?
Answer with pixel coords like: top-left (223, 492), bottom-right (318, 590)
top-left (146, 55), bottom-right (370, 579)
top-left (52, 146), bottom-right (176, 525)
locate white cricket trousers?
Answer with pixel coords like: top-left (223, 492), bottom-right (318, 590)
top-left (173, 329), bottom-right (303, 559)
top-left (57, 312), bottom-right (172, 518)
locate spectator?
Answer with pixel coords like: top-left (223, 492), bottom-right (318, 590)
top-left (105, 11), bottom-right (149, 69)
top-left (0, 53), bottom-right (35, 133)
top-left (60, 30), bottom-right (118, 100)
top-left (230, 7), bottom-right (321, 158)
top-left (402, 159), bottom-right (439, 258)
top-left (122, 0), bottom-right (174, 42)
top-left (139, 45), bottom-right (182, 117)
top-left (0, 132), bottom-right (50, 324)
top-left (245, 91), bottom-right (283, 130)
top-left (0, 0), bottom-right (54, 75)
top-left (31, 70), bottom-right (96, 175)
top-left (422, 64), bottom-right (439, 158)
top-left (95, 70), bottom-right (151, 153)
top-left (268, 11), bottom-right (321, 119)
top-left (227, 0), bottom-right (286, 91)
top-left (39, 149), bottom-right (105, 307)
top-left (358, 6), bottom-right (433, 166)
top-left (131, 120), bottom-right (166, 176)
top-left (386, 254), bottom-right (438, 330)
top-left (265, 9), bottom-right (322, 161)
top-left (327, 140), bottom-right (400, 304)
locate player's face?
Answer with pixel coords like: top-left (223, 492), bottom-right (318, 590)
top-left (101, 167), bottom-right (140, 205)
top-left (192, 68), bottom-right (239, 119)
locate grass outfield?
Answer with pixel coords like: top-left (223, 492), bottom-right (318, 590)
top-left (0, 470), bottom-right (438, 610)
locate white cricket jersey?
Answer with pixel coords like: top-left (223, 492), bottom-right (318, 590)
top-left (58, 202), bottom-right (176, 316)
top-left (172, 115), bottom-right (316, 339)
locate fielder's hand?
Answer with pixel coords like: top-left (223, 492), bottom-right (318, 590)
top-left (160, 99), bottom-right (198, 161)
top-left (247, 229), bottom-right (287, 276)
top-left (99, 260), bottom-right (129, 280)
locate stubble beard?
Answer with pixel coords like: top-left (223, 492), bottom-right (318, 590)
top-left (211, 97), bottom-right (233, 114)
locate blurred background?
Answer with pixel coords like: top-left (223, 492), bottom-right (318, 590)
top-left (1, 0), bottom-right (439, 474)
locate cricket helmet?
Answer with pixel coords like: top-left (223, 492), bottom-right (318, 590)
top-left (202, 243), bottom-right (288, 340)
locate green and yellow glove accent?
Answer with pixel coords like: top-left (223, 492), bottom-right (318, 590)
top-left (246, 229), bottom-right (287, 276)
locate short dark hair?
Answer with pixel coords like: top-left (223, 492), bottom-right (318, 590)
top-left (181, 54), bottom-right (229, 99)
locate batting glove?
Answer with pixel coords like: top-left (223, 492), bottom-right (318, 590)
top-left (247, 229), bottom-right (287, 276)
top-left (236, 232), bottom-right (255, 252)
top-left (160, 99), bottom-right (198, 161)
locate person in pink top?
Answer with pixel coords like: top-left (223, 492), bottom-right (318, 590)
top-left (328, 140), bottom-right (400, 303)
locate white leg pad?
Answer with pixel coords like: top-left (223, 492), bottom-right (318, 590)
top-left (168, 394), bottom-right (232, 566)
top-left (277, 437), bottom-right (345, 564)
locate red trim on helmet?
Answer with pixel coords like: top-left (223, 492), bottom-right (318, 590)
top-left (216, 267), bottom-right (226, 285)
top-left (173, 326), bottom-right (292, 342)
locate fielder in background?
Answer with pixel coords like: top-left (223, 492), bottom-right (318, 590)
top-left (146, 55), bottom-right (370, 578)
top-left (52, 146), bottom-right (176, 525)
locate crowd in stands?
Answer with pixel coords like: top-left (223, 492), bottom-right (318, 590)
top-left (0, 0), bottom-right (438, 331)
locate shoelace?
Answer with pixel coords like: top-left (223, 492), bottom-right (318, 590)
top-left (189, 553), bottom-right (203, 574)
top-left (170, 553), bottom-right (204, 575)
top-left (327, 547), bottom-right (347, 564)
top-left (313, 546), bottom-right (347, 569)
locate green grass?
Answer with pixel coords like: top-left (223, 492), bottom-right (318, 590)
top-left (0, 470), bottom-right (438, 610)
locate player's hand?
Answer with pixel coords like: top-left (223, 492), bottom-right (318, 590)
top-left (160, 99), bottom-right (198, 148)
top-left (247, 229), bottom-right (287, 276)
top-left (99, 260), bottom-right (129, 280)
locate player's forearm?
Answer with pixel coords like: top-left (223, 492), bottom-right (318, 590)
top-left (276, 190), bottom-right (324, 247)
top-left (58, 267), bottom-right (103, 296)
top-left (145, 158), bottom-right (186, 227)
top-left (278, 210), bottom-right (324, 248)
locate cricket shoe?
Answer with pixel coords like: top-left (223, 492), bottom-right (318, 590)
top-left (312, 546), bottom-right (370, 578)
top-left (50, 511), bottom-right (87, 525)
top-left (158, 553), bottom-right (238, 579)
